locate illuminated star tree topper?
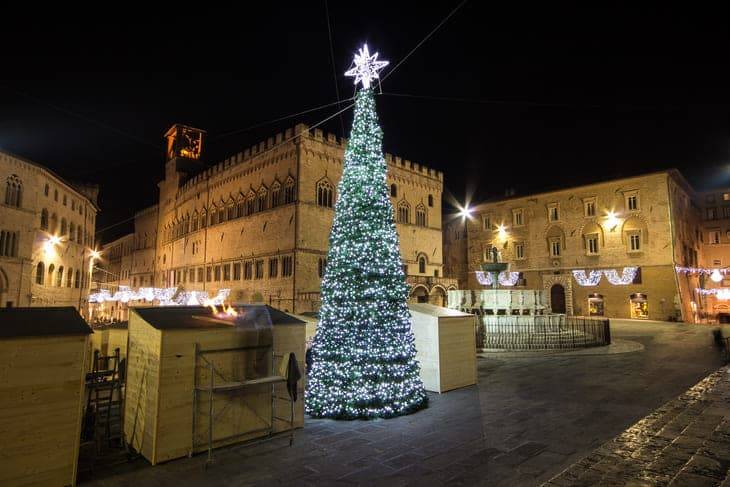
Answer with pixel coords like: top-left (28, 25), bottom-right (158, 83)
top-left (344, 43), bottom-right (389, 90)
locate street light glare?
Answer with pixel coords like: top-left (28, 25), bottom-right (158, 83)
top-left (458, 205), bottom-right (473, 218)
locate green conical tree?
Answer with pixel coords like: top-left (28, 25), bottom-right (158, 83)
top-left (305, 86), bottom-right (428, 419)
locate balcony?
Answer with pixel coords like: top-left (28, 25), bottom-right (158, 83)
top-left (406, 275), bottom-right (459, 291)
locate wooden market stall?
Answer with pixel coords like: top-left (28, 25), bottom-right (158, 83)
top-left (408, 303), bottom-right (477, 393)
top-left (124, 305), bottom-right (305, 465)
top-left (0, 307), bottom-right (92, 486)
top-left (89, 321), bottom-right (128, 371)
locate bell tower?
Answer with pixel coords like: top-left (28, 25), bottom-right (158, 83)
top-left (163, 124), bottom-right (206, 184)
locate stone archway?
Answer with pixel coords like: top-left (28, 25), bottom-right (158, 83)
top-left (429, 285), bottom-right (447, 307)
top-left (410, 285), bottom-right (429, 304)
top-left (542, 273), bottom-right (573, 315)
top-left (550, 284), bottom-right (566, 314)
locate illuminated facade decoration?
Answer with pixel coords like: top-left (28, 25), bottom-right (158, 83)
top-left (89, 286), bottom-right (230, 306)
top-left (0, 148), bottom-right (98, 311)
top-left (444, 170), bottom-right (723, 322)
top-left (165, 124), bottom-right (205, 161)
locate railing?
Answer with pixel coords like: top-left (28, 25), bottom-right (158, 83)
top-left (480, 315), bottom-right (611, 350)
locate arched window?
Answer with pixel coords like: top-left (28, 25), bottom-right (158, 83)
top-left (69, 223), bottom-right (76, 241)
top-left (246, 192), bottom-right (256, 215)
top-left (318, 257), bottom-right (327, 278)
top-left (5, 175), bottom-right (22, 207)
top-left (236, 194), bottom-right (245, 216)
top-left (416, 204), bottom-right (427, 227)
top-left (44, 184), bottom-right (49, 196)
top-left (56, 266), bottom-right (64, 287)
top-left (418, 256), bottom-right (426, 274)
top-left (397, 201), bottom-right (410, 224)
top-left (60, 218), bottom-right (67, 237)
top-left (210, 206), bottom-right (218, 226)
top-left (200, 209), bottom-right (207, 228)
top-left (47, 264), bottom-right (55, 286)
top-left (77, 227), bottom-right (82, 244)
top-left (66, 267), bottom-right (73, 287)
top-left (227, 201), bottom-right (236, 220)
top-left (54, 189), bottom-right (58, 201)
top-left (183, 214), bottom-right (190, 234)
top-left (284, 177), bottom-right (296, 204)
top-left (40, 209), bottom-right (49, 230)
top-left (428, 194), bottom-right (434, 207)
top-left (271, 181), bottom-right (282, 208)
top-left (36, 262), bottom-right (45, 285)
top-left (257, 187), bottom-right (268, 212)
top-left (316, 179), bottom-right (334, 208)
top-left (190, 211), bottom-right (198, 232)
top-left (390, 184), bottom-right (397, 197)
top-left (50, 213), bottom-right (58, 233)
top-left (75, 269), bottom-right (80, 288)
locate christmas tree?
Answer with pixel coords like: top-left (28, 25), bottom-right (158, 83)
top-left (305, 45), bottom-right (428, 419)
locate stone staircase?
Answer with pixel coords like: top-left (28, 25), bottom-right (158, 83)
top-left (545, 367), bottom-right (730, 486)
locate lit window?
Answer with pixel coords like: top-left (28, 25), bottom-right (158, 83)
top-left (548, 204), bottom-right (559, 222)
top-left (710, 231), bottom-right (721, 244)
top-left (584, 199), bottom-right (596, 217)
top-left (514, 242), bottom-right (524, 260)
top-left (512, 208), bottom-right (523, 226)
top-left (482, 215), bottom-right (491, 231)
top-left (724, 193), bottom-right (730, 201)
top-left (550, 238), bottom-right (561, 257)
top-left (586, 234), bottom-right (599, 255)
top-left (629, 232), bottom-right (641, 251)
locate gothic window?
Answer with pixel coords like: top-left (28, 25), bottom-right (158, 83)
top-left (4, 175), bottom-right (22, 207)
top-left (418, 256), bottom-right (426, 274)
top-left (397, 201), bottom-right (410, 224)
top-left (415, 204), bottom-right (427, 227)
top-left (77, 227), bottom-right (82, 244)
top-left (282, 255), bottom-right (293, 277)
top-left (269, 257), bottom-right (278, 278)
top-left (284, 177), bottom-right (296, 204)
top-left (191, 211), bottom-right (199, 232)
top-left (66, 268), bottom-right (73, 287)
top-left (44, 183), bottom-right (49, 196)
top-left (36, 262), bottom-right (45, 285)
top-left (255, 259), bottom-right (264, 279)
top-left (41, 209), bottom-right (49, 230)
top-left (227, 201), bottom-right (236, 221)
top-left (257, 187), bottom-right (268, 212)
top-left (48, 264), bottom-right (55, 286)
top-left (317, 179), bottom-right (334, 208)
top-left (390, 184), bottom-right (397, 197)
top-left (247, 192), bottom-right (256, 215)
top-left (244, 261), bottom-right (253, 279)
top-left (0, 230), bottom-right (18, 257)
top-left (271, 181), bottom-right (282, 208)
top-left (75, 270), bottom-right (80, 288)
top-left (61, 218), bottom-right (67, 237)
top-left (69, 223), bottom-right (76, 241)
top-left (237, 195), bottom-right (245, 217)
top-left (233, 262), bottom-right (241, 280)
top-left (201, 209), bottom-right (207, 228)
top-left (428, 194), bottom-right (434, 207)
top-left (210, 206), bottom-right (218, 226)
top-left (56, 266), bottom-right (64, 287)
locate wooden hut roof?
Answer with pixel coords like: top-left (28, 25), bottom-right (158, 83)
top-left (133, 305), bottom-right (305, 330)
top-left (0, 307), bottom-right (92, 338)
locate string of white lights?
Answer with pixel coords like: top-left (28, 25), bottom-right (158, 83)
top-left (89, 286), bottom-right (230, 306)
top-left (475, 271), bottom-right (520, 287)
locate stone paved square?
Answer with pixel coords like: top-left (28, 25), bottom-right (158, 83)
top-left (81, 320), bottom-right (727, 486)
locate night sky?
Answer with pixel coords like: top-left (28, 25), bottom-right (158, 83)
top-left (2, 4), bottom-right (730, 243)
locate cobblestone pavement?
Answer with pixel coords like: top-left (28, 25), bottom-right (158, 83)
top-left (545, 366), bottom-right (730, 487)
top-left (81, 320), bottom-right (726, 486)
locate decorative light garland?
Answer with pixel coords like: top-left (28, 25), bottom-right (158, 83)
top-left (676, 266), bottom-right (730, 276)
top-left (89, 286), bottom-right (230, 306)
top-left (572, 270), bottom-right (603, 286)
top-left (475, 271), bottom-right (520, 287)
top-left (695, 288), bottom-right (730, 300)
top-left (571, 267), bottom-right (639, 286)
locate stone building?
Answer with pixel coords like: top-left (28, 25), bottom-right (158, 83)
top-left (92, 233), bottom-right (134, 321)
top-left (96, 124), bottom-right (456, 315)
top-left (695, 189), bottom-right (730, 322)
top-left (0, 148), bottom-right (98, 310)
top-left (444, 170), bottom-right (709, 322)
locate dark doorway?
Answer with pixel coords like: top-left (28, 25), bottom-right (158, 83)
top-left (551, 284), bottom-right (566, 314)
